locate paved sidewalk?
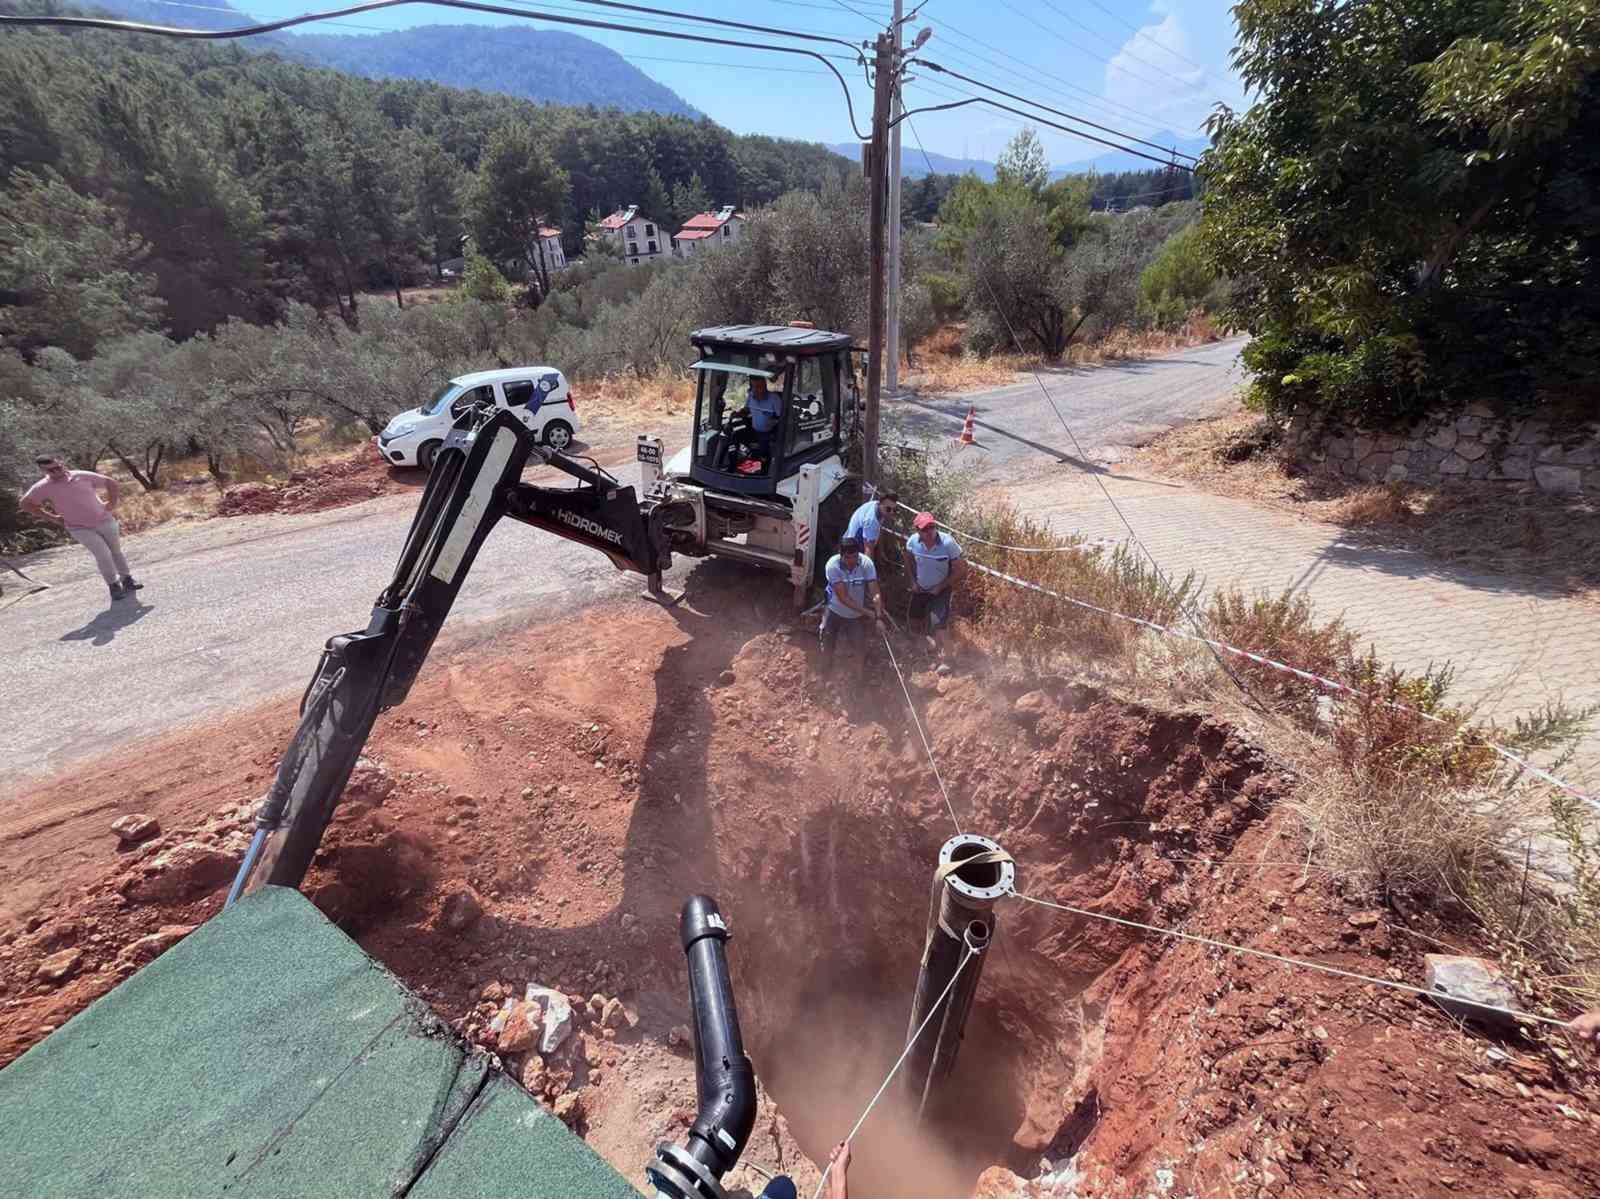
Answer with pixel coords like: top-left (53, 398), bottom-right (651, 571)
top-left (1006, 469), bottom-right (1600, 790)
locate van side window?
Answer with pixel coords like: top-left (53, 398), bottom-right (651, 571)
top-left (502, 380), bottom-right (537, 408)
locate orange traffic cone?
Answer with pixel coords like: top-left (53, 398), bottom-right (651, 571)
top-left (956, 405), bottom-right (976, 447)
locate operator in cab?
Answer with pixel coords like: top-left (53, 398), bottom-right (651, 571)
top-left (747, 372), bottom-right (784, 460)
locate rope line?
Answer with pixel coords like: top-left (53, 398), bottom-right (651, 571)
top-left (881, 493), bottom-right (1114, 554)
top-left (881, 628), bottom-right (964, 835)
top-left (917, 543), bottom-right (1596, 810)
top-left (1005, 889), bottom-right (1570, 1028)
top-left (809, 945), bottom-right (978, 1199)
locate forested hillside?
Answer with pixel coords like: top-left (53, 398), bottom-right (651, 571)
top-left (0, 9), bottom-right (851, 348)
top-left (74, 0), bottom-right (703, 115)
top-left (288, 26), bottom-right (701, 117)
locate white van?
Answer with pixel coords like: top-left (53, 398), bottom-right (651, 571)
top-left (375, 367), bottom-right (579, 469)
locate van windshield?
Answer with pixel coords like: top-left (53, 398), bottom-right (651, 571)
top-left (422, 382), bottom-right (463, 415)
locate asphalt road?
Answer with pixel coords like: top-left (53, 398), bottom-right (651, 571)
top-left (885, 336), bottom-right (1246, 480)
top-left (4, 340), bottom-right (1247, 790)
top-left (1, 462), bottom-right (650, 793)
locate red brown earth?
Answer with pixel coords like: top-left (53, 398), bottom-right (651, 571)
top-left (214, 451), bottom-right (422, 517)
top-left (2, 593), bottom-right (1596, 1197)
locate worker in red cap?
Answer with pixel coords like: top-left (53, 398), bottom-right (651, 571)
top-left (903, 511), bottom-right (965, 658)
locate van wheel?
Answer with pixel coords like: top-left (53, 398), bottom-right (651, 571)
top-left (418, 440), bottom-right (442, 471)
top-left (543, 420), bottom-right (574, 451)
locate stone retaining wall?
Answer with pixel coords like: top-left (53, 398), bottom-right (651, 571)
top-left (1284, 402), bottom-right (1599, 495)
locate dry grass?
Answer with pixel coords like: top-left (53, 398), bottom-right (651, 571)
top-left (1133, 407), bottom-right (1600, 602)
top-left (903, 314), bottom-right (1229, 396)
top-left (574, 367), bottom-right (695, 437)
top-left (887, 443), bottom-right (1600, 1011)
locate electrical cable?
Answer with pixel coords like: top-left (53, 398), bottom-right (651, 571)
top-left (989, 0), bottom-right (1218, 108)
top-left (884, 498), bottom-right (1114, 554)
top-left (898, 111), bottom-right (1252, 713)
top-left (916, 59), bottom-right (1198, 162)
top-left (1005, 888), bottom-right (1572, 1028)
top-left (895, 90), bottom-right (1195, 173)
top-left (1075, 0), bottom-right (1222, 82)
top-left (807, 943), bottom-right (977, 1199)
top-left (920, 13), bottom-right (1198, 134)
top-left (1030, 0), bottom-right (1226, 99)
top-left (0, 0), bottom-right (872, 139)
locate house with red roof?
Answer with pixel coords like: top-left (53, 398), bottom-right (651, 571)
top-left (593, 205), bottom-right (667, 267)
top-left (671, 206), bottom-right (747, 258)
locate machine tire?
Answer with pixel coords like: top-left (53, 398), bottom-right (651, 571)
top-left (542, 420), bottom-right (574, 451)
top-left (812, 477), bottom-right (862, 585)
top-left (418, 439), bottom-right (443, 471)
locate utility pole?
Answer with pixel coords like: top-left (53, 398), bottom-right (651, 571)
top-left (885, 0), bottom-right (904, 397)
top-left (863, 30), bottom-right (895, 489)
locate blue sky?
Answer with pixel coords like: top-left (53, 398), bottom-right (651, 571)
top-left (236, 0), bottom-right (1249, 164)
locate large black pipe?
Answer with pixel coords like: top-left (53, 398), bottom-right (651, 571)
top-left (646, 895), bottom-right (757, 1199)
top-left (903, 834), bottom-right (1013, 1118)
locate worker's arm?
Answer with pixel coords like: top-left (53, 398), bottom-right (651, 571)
top-left (903, 545), bottom-right (922, 590)
top-left (95, 473), bottom-right (121, 510)
top-left (827, 1141), bottom-right (850, 1199)
top-left (19, 494), bottom-right (63, 524)
top-left (942, 555), bottom-right (968, 594)
top-left (825, 562), bottom-right (872, 618)
top-left (1572, 1009), bottom-right (1600, 1050)
top-left (866, 578), bottom-right (883, 618)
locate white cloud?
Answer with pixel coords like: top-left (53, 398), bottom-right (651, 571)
top-left (1100, 0), bottom-right (1247, 136)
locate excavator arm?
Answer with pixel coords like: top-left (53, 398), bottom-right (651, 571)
top-left (228, 406), bottom-right (675, 901)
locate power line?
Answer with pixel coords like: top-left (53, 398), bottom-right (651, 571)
top-left (1076, 0), bottom-right (1221, 82)
top-left (1030, 0), bottom-right (1225, 99)
top-left (898, 82), bottom-right (1196, 173)
top-left (0, 0), bottom-right (872, 138)
top-left (920, 13), bottom-right (1199, 136)
top-left (990, 0), bottom-right (1217, 107)
top-left (916, 58), bottom-right (1198, 162)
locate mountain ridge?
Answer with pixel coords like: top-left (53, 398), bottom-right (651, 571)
top-left (829, 130), bottom-right (1210, 180)
top-left (83, 0), bottom-right (702, 117)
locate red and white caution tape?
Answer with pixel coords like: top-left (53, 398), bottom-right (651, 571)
top-left (878, 494), bottom-right (1115, 554)
top-left (885, 521), bottom-right (1596, 810)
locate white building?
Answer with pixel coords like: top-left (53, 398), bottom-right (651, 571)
top-left (671, 206), bottom-right (747, 258)
top-left (596, 205), bottom-right (667, 267)
top-left (536, 225), bottom-right (567, 273)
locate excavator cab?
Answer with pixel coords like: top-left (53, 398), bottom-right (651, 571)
top-left (686, 325), bottom-right (852, 496)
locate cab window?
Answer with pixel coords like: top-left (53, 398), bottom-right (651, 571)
top-left (784, 355), bottom-right (838, 457)
top-left (502, 380), bottom-right (537, 408)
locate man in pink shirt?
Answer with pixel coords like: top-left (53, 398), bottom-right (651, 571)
top-left (21, 453), bottom-right (144, 602)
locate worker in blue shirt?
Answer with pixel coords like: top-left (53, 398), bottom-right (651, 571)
top-left (843, 489), bottom-right (898, 561)
top-left (818, 536), bottom-right (881, 678)
top-left (747, 374), bottom-right (784, 461)
top-left (903, 511), bottom-right (966, 658)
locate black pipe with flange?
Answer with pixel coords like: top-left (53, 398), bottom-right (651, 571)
top-left (645, 895), bottom-right (757, 1199)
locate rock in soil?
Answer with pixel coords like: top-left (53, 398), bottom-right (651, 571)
top-left (118, 925), bottom-right (195, 964)
top-left (1424, 954), bottom-right (1518, 1028)
top-left (436, 885), bottom-right (484, 934)
top-left (36, 948), bottom-right (84, 984)
top-left (524, 985), bottom-right (574, 1054)
top-left (129, 842), bottom-right (241, 902)
top-left (496, 1000), bottom-right (540, 1053)
top-left (110, 814), bottom-right (160, 844)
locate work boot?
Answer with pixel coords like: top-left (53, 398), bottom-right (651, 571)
top-left (119, 574), bottom-right (143, 591)
top-left (109, 580), bottom-right (128, 602)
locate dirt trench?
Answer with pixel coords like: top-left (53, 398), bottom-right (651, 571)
top-left (4, 583), bottom-right (1598, 1198)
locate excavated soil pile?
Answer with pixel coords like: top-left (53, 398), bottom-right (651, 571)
top-left (215, 452), bottom-right (419, 517)
top-left (2, 596), bottom-right (1597, 1198)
